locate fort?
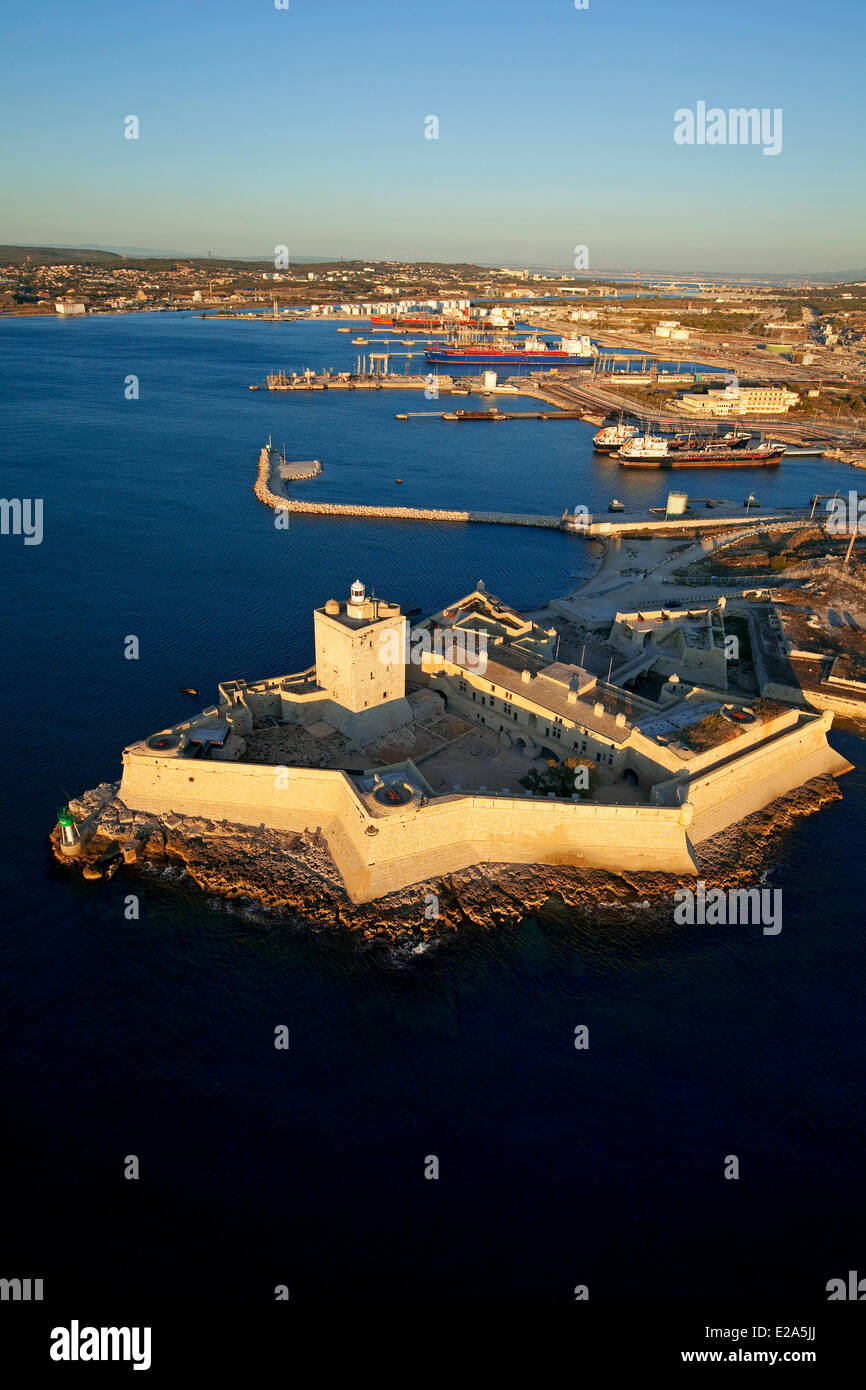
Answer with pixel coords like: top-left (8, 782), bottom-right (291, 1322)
top-left (60, 577), bottom-right (852, 907)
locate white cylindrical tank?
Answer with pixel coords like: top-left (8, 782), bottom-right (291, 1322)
top-left (666, 491), bottom-right (689, 516)
top-left (482, 371), bottom-right (498, 390)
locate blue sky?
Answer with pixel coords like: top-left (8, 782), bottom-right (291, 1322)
top-left (1, 0), bottom-right (863, 272)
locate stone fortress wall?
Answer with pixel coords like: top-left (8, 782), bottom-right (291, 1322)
top-left (118, 703), bottom-right (846, 904)
top-left (118, 750), bottom-right (699, 903)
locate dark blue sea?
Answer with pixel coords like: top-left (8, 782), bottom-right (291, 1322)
top-left (1, 313), bottom-right (864, 1304)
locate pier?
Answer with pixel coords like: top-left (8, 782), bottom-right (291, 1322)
top-left (397, 408), bottom-right (586, 421)
top-left (263, 370), bottom-right (454, 392)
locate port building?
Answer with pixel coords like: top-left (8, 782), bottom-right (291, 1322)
top-left (674, 385), bottom-right (800, 416)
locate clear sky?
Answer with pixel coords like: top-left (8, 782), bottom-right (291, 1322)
top-left (1, 0), bottom-right (863, 273)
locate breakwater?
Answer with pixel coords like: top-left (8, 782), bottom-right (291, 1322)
top-left (254, 445), bottom-right (817, 538)
top-left (254, 445), bottom-right (563, 528)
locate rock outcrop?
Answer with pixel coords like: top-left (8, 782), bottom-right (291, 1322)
top-left (51, 774), bottom-right (842, 943)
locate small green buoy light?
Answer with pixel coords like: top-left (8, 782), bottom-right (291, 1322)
top-left (57, 805), bottom-right (82, 856)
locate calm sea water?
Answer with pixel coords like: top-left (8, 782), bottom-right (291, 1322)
top-left (1, 314), bottom-right (864, 1303)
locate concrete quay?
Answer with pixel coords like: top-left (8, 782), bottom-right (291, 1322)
top-left (264, 371), bottom-right (456, 392)
top-left (571, 504), bottom-right (814, 537)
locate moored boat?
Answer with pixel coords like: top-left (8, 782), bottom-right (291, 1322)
top-left (427, 335), bottom-right (597, 369)
top-left (617, 433), bottom-right (785, 468)
top-left (593, 422), bottom-right (639, 452)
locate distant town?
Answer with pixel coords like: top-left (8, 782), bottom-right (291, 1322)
top-left (4, 247), bottom-right (864, 445)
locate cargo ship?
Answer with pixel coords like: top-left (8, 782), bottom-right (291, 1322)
top-left (372, 315), bottom-right (471, 330)
top-left (616, 434), bottom-right (784, 468)
top-left (372, 315), bottom-right (443, 329)
top-left (426, 335), bottom-right (597, 369)
top-left (665, 428), bottom-right (752, 453)
top-left (594, 425), bottom-right (751, 455)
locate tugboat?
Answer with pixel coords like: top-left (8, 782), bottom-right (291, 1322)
top-left (608, 498), bottom-right (625, 512)
top-left (593, 422), bottom-right (639, 453)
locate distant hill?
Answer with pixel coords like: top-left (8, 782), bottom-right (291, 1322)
top-left (5, 245), bottom-right (861, 283)
top-left (0, 245), bottom-right (130, 266)
top-left (546, 262), bottom-right (866, 286)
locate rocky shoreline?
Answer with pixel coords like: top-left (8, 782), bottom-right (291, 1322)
top-left (51, 774), bottom-right (842, 942)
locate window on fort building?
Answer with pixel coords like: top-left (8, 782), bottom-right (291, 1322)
top-left (383, 691), bottom-right (387, 699)
top-left (513, 712), bottom-right (518, 722)
top-left (472, 692), bottom-right (476, 701)
top-left (596, 751), bottom-right (601, 761)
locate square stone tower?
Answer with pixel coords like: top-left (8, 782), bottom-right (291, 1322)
top-left (313, 580), bottom-right (412, 742)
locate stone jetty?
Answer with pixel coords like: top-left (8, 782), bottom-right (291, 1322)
top-left (254, 445), bottom-right (562, 528)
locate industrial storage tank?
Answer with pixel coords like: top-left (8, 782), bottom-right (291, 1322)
top-left (665, 491), bottom-right (689, 517)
